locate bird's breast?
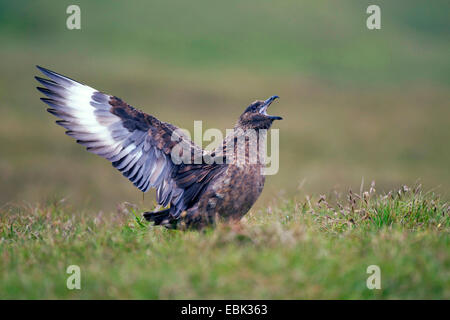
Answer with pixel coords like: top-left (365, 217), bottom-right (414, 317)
top-left (199, 163), bottom-right (265, 220)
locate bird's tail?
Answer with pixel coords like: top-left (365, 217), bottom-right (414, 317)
top-left (143, 208), bottom-right (177, 229)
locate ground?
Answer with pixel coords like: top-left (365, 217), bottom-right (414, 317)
top-left (1, 184), bottom-right (448, 299)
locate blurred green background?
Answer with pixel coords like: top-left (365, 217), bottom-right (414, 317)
top-left (0, 0), bottom-right (449, 211)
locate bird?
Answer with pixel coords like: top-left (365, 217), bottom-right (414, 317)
top-left (35, 66), bottom-right (282, 229)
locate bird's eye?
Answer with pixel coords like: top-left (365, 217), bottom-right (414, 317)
top-left (253, 102), bottom-right (263, 110)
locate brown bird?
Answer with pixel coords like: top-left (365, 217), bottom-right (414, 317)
top-left (35, 66), bottom-right (282, 229)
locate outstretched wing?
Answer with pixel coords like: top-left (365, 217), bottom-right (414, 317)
top-left (35, 66), bottom-right (220, 215)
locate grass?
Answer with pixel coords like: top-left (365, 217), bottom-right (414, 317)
top-left (1, 183), bottom-right (448, 299)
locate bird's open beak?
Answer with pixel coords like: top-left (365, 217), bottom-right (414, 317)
top-left (260, 95), bottom-right (282, 120)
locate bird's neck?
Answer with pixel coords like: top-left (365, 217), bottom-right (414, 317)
top-left (216, 127), bottom-right (267, 167)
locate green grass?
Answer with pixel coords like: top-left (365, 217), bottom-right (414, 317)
top-left (1, 0), bottom-right (449, 85)
top-left (1, 184), bottom-right (448, 299)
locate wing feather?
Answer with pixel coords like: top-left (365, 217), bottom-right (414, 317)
top-left (36, 66), bottom-right (224, 218)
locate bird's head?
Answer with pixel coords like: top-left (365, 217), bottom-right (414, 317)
top-left (236, 95), bottom-right (282, 130)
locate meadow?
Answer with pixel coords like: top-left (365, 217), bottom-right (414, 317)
top-left (1, 184), bottom-right (448, 299)
top-left (0, 1), bottom-right (449, 299)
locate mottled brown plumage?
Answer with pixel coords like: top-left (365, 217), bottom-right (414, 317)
top-left (35, 66), bottom-right (282, 229)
